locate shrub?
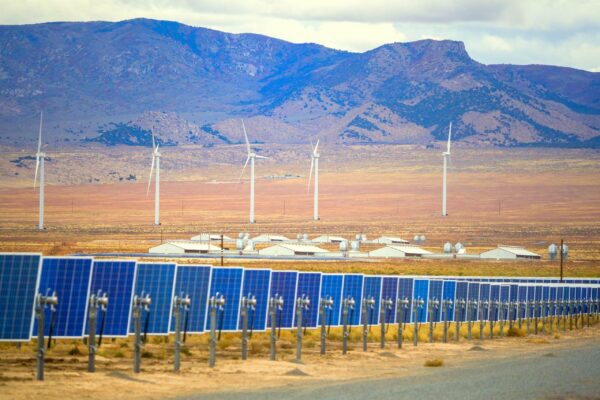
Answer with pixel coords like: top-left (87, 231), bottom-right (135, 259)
top-left (424, 359), bottom-right (444, 367)
top-left (68, 346), bottom-right (82, 356)
top-left (506, 327), bottom-right (525, 337)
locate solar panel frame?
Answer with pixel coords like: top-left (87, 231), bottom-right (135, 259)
top-left (428, 280), bottom-right (443, 322)
top-left (205, 267), bottom-right (244, 332)
top-left (169, 265), bottom-right (212, 334)
top-left (0, 253), bottom-right (43, 342)
top-left (341, 274), bottom-right (364, 326)
top-left (318, 273), bottom-right (343, 327)
top-left (398, 278), bottom-right (414, 323)
top-left (441, 280), bottom-right (456, 323)
top-left (413, 279), bottom-right (429, 323)
top-left (454, 281), bottom-right (468, 322)
top-left (381, 276), bottom-right (399, 324)
top-left (467, 282), bottom-right (480, 321)
top-left (35, 256), bottom-right (94, 339)
top-left (85, 260), bottom-right (137, 338)
top-left (361, 276), bottom-right (382, 326)
top-left (268, 270), bottom-right (299, 329)
top-left (294, 272), bottom-right (322, 329)
top-left (129, 262), bottom-right (177, 335)
top-left (238, 268), bottom-right (272, 332)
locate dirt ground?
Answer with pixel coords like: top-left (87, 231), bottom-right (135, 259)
top-left (0, 320), bottom-right (598, 400)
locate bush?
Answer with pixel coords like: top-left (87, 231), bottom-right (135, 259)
top-left (424, 359), bottom-right (444, 367)
top-left (68, 346), bottom-right (82, 356)
top-left (506, 327), bottom-right (525, 337)
top-left (141, 350), bottom-right (154, 358)
top-left (113, 351), bottom-right (125, 358)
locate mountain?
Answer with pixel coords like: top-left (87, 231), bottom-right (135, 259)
top-left (1, 18), bottom-right (599, 148)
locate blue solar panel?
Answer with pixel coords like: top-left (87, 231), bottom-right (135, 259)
top-left (341, 274), bottom-right (363, 326)
top-left (170, 265), bottom-right (211, 333)
top-left (86, 260), bottom-right (137, 337)
top-left (381, 277), bottom-right (399, 324)
top-left (479, 283), bottom-right (491, 321)
top-left (499, 285), bottom-right (510, 320)
top-left (428, 280), bottom-right (443, 322)
top-left (206, 267), bottom-right (243, 332)
top-left (441, 280), bottom-right (456, 322)
top-left (268, 271), bottom-right (298, 328)
top-left (398, 278), bottom-right (414, 323)
top-left (129, 263), bottom-right (176, 335)
top-left (0, 253), bottom-right (42, 341)
top-left (35, 257), bottom-right (93, 338)
top-left (294, 272), bottom-right (322, 328)
top-left (455, 281), bottom-right (468, 322)
top-left (467, 282), bottom-right (480, 321)
top-left (413, 279), bottom-right (429, 323)
top-left (238, 268), bottom-right (271, 331)
top-left (489, 285), bottom-right (500, 321)
top-left (361, 276), bottom-right (382, 325)
top-left (319, 274), bottom-right (343, 327)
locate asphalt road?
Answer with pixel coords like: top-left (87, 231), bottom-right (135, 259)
top-left (184, 342), bottom-right (600, 400)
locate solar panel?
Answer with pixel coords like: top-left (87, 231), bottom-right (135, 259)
top-left (467, 282), bottom-right (480, 321)
top-left (499, 285), bottom-right (510, 320)
top-left (294, 272), bottom-right (322, 329)
top-left (413, 279), bottom-right (429, 323)
top-left (170, 265), bottom-right (211, 333)
top-left (86, 260), bottom-right (136, 337)
top-left (479, 283), bottom-right (491, 321)
top-left (455, 281), bottom-right (468, 322)
top-left (398, 278), bottom-right (414, 323)
top-left (0, 253), bottom-right (42, 341)
top-left (35, 257), bottom-right (93, 338)
top-left (129, 263), bottom-right (176, 335)
top-left (206, 267), bottom-right (243, 332)
top-left (319, 274), bottom-right (343, 327)
top-left (428, 280), bottom-right (443, 322)
top-left (381, 277), bottom-right (399, 324)
top-left (268, 271), bottom-right (298, 329)
top-left (238, 268), bottom-right (271, 332)
top-left (441, 280), bottom-right (456, 322)
top-left (489, 284), bottom-right (500, 322)
top-left (340, 274), bottom-right (364, 326)
top-left (361, 276), bottom-right (382, 325)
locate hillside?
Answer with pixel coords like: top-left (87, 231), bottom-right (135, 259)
top-left (0, 18), bottom-right (599, 148)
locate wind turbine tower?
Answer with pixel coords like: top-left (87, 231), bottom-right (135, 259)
top-left (239, 120), bottom-right (267, 224)
top-left (442, 122), bottom-right (452, 217)
top-left (308, 139), bottom-right (320, 221)
top-left (33, 112), bottom-right (45, 230)
top-left (147, 133), bottom-right (161, 225)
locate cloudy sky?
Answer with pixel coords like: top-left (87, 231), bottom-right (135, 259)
top-left (2, 0), bottom-right (600, 71)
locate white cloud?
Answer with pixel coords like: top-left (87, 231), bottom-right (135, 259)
top-left (0, 0), bottom-right (599, 70)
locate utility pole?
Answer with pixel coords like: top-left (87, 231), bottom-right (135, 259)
top-left (221, 234), bottom-right (224, 267)
top-left (560, 238), bottom-right (564, 283)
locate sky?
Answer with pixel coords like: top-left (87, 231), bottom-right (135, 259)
top-left (2, 0), bottom-right (600, 71)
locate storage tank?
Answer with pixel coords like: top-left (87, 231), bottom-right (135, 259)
top-left (236, 239), bottom-right (245, 250)
top-left (548, 243), bottom-right (557, 260)
top-left (443, 242), bottom-right (453, 253)
top-left (303, 233), bottom-right (309, 241)
top-left (561, 244), bottom-right (569, 260)
top-left (339, 240), bottom-right (349, 252)
top-left (455, 242), bottom-right (464, 253)
top-left (419, 235), bottom-right (426, 243)
top-left (245, 240), bottom-right (256, 251)
top-left (413, 235), bottom-right (420, 243)
top-left (350, 240), bottom-right (360, 251)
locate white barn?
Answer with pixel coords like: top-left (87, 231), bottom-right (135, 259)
top-left (149, 241), bottom-right (221, 254)
top-left (312, 235), bottom-right (347, 244)
top-left (251, 234), bottom-right (291, 243)
top-left (190, 233), bottom-right (234, 242)
top-left (259, 243), bottom-right (330, 257)
top-left (369, 245), bottom-right (432, 258)
top-left (373, 236), bottom-right (410, 245)
top-left (480, 246), bottom-right (541, 260)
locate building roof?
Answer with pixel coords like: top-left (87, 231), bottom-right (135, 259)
top-left (313, 235), bottom-right (347, 242)
top-left (157, 241), bottom-right (221, 251)
top-left (374, 236), bottom-right (410, 244)
top-left (386, 245), bottom-right (432, 255)
top-left (251, 234), bottom-right (291, 242)
top-left (190, 233), bottom-right (233, 241)
top-left (496, 246), bottom-right (540, 257)
top-left (268, 243), bottom-right (330, 254)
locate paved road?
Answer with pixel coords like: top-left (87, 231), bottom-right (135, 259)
top-left (184, 342), bottom-right (600, 400)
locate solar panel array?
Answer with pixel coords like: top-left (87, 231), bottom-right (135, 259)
top-left (1, 252), bottom-right (599, 344)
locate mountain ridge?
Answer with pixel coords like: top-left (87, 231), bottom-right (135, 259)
top-left (0, 18), bottom-right (599, 148)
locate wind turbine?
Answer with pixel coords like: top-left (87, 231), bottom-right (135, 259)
top-left (33, 112), bottom-right (45, 230)
top-left (147, 132), bottom-right (161, 225)
top-left (442, 122), bottom-right (452, 217)
top-left (307, 139), bottom-right (320, 221)
top-left (239, 120), bottom-right (267, 224)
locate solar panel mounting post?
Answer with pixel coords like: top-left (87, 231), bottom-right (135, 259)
top-left (413, 297), bottom-right (424, 347)
top-left (455, 299), bottom-right (465, 342)
top-left (534, 300), bottom-right (540, 335)
top-left (269, 295), bottom-right (283, 361)
top-left (241, 295), bottom-right (256, 361)
top-left (35, 291), bottom-right (58, 381)
top-left (443, 298), bottom-right (452, 343)
top-left (88, 291), bottom-right (108, 373)
top-left (342, 297), bottom-right (354, 355)
top-left (490, 299), bottom-right (499, 339)
top-left (133, 293), bottom-right (151, 374)
top-left (466, 299), bottom-right (474, 341)
top-left (541, 300), bottom-right (547, 335)
top-left (295, 295), bottom-right (310, 362)
top-left (478, 300), bottom-right (485, 341)
top-left (173, 294), bottom-right (190, 372)
top-left (320, 297), bottom-right (333, 355)
top-left (209, 293), bottom-right (225, 368)
top-left (526, 300), bottom-right (531, 335)
top-left (429, 298), bottom-right (439, 343)
top-left (362, 296), bottom-right (375, 351)
top-left (396, 297), bottom-right (409, 349)
top-left (380, 298), bottom-right (393, 349)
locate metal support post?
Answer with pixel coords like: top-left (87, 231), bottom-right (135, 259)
top-left (455, 299), bottom-right (465, 342)
top-left (442, 299), bottom-right (451, 343)
top-left (88, 291), bottom-right (108, 373)
top-left (380, 298), bottom-right (393, 349)
top-left (429, 298), bottom-right (439, 343)
top-left (320, 297), bottom-right (333, 355)
top-left (342, 297), bottom-right (354, 355)
top-left (362, 296), bottom-right (375, 352)
top-left (36, 292), bottom-right (58, 381)
top-left (413, 297), bottom-right (424, 347)
top-left (133, 293), bottom-right (151, 374)
top-left (526, 301), bottom-right (531, 335)
top-left (241, 295), bottom-right (256, 360)
top-left (270, 295), bottom-right (283, 360)
top-left (397, 297), bottom-right (408, 349)
top-left (173, 294), bottom-right (190, 372)
top-left (467, 300), bottom-right (473, 340)
top-left (479, 300), bottom-right (486, 341)
top-left (209, 293), bottom-right (225, 368)
top-left (296, 295), bottom-right (310, 362)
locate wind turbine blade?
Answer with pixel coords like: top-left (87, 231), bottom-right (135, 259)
top-left (239, 155), bottom-right (250, 181)
top-left (33, 155), bottom-right (40, 189)
top-left (241, 119), bottom-right (250, 154)
top-left (146, 155), bottom-right (155, 197)
top-left (308, 157), bottom-right (314, 192)
top-left (447, 122), bottom-right (452, 154)
top-left (151, 130), bottom-right (156, 151)
top-left (33, 111), bottom-right (43, 189)
top-left (314, 139), bottom-right (319, 154)
top-left (37, 112), bottom-right (43, 154)
top-left (155, 143), bottom-right (160, 153)
top-left (254, 155), bottom-right (268, 159)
